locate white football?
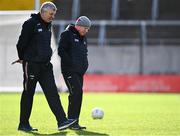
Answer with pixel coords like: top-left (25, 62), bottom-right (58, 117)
top-left (91, 107), bottom-right (104, 119)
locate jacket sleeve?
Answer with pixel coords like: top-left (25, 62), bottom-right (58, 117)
top-left (16, 20), bottom-right (34, 60)
top-left (58, 31), bottom-right (72, 64)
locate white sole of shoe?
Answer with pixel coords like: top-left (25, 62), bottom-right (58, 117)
top-left (58, 120), bottom-right (77, 130)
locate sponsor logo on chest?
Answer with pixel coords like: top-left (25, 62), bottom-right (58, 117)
top-left (38, 28), bottom-right (43, 32)
top-left (37, 23), bottom-right (42, 32)
top-left (74, 38), bottom-right (86, 46)
top-left (74, 38), bottom-right (79, 42)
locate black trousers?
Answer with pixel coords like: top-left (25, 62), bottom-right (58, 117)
top-left (62, 72), bottom-right (84, 121)
top-left (20, 61), bottom-right (67, 126)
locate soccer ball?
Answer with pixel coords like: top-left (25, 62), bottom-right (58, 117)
top-left (91, 107), bottom-right (104, 119)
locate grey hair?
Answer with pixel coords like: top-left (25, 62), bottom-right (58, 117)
top-left (40, 2), bottom-right (57, 13)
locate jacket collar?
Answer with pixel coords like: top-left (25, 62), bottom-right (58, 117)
top-left (66, 24), bottom-right (84, 39)
top-left (31, 13), bottom-right (51, 28)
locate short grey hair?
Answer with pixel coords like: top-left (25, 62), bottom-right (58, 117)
top-left (40, 2), bottom-right (57, 13)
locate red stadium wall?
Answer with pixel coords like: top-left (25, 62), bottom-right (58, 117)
top-left (83, 74), bottom-right (180, 93)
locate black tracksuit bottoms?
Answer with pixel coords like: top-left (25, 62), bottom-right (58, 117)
top-left (62, 72), bottom-right (84, 121)
top-left (19, 61), bottom-right (67, 126)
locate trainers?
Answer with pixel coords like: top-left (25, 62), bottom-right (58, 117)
top-left (58, 119), bottom-right (77, 130)
top-left (70, 124), bottom-right (86, 130)
top-left (18, 125), bottom-right (38, 131)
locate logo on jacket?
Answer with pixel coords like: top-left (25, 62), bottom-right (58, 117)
top-left (74, 39), bottom-right (79, 42)
top-left (67, 76), bottom-right (72, 79)
top-left (38, 28), bottom-right (42, 32)
top-left (29, 75), bottom-right (35, 80)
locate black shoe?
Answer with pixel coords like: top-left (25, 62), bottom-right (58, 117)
top-left (58, 119), bottom-right (77, 130)
top-left (18, 125), bottom-right (38, 131)
top-left (70, 124), bottom-right (86, 130)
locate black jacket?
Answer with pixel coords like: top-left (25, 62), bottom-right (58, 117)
top-left (16, 13), bottom-right (52, 62)
top-left (58, 24), bottom-right (88, 74)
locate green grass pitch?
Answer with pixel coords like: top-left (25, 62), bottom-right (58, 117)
top-left (0, 92), bottom-right (180, 136)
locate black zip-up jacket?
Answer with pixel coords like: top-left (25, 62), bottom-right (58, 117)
top-left (58, 24), bottom-right (88, 74)
top-left (16, 13), bottom-right (52, 62)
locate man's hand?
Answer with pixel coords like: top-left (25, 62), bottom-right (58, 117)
top-left (11, 59), bottom-right (23, 65)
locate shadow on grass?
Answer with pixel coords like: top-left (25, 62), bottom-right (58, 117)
top-left (23, 131), bottom-right (68, 135)
top-left (22, 129), bottom-right (109, 136)
top-left (75, 129), bottom-right (109, 135)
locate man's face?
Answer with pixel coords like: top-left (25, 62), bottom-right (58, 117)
top-left (76, 26), bottom-right (90, 36)
top-left (41, 9), bottom-right (56, 23)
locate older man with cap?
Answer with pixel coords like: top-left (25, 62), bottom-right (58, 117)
top-left (16, 1), bottom-right (77, 131)
top-left (58, 16), bottom-right (91, 130)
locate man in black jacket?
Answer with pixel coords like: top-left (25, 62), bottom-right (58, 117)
top-left (58, 16), bottom-right (91, 130)
top-left (16, 2), bottom-right (76, 131)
